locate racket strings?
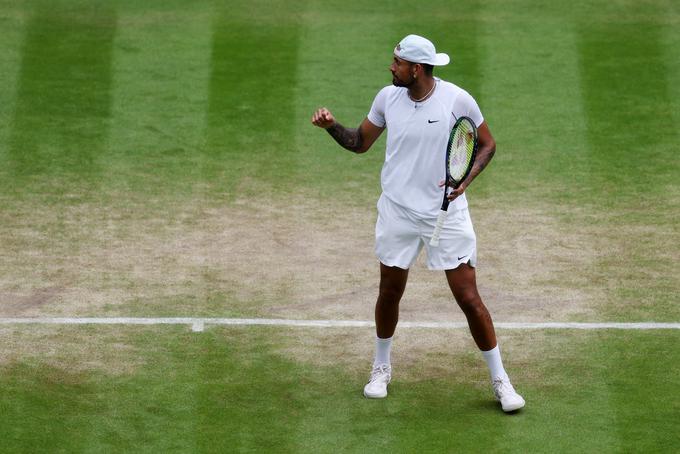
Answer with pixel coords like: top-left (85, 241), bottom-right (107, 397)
top-left (448, 122), bottom-right (475, 181)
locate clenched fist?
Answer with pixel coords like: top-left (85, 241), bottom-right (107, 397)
top-left (311, 107), bottom-right (336, 129)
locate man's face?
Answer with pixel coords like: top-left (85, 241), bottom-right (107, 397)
top-left (390, 55), bottom-right (415, 87)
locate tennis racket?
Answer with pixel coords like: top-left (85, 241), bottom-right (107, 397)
top-left (429, 116), bottom-right (478, 247)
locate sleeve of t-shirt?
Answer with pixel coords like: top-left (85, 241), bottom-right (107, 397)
top-left (452, 89), bottom-right (484, 127)
top-left (367, 86), bottom-right (389, 128)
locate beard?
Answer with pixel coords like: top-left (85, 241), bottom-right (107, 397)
top-left (392, 73), bottom-right (415, 88)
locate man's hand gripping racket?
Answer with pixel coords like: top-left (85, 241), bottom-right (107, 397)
top-left (430, 116), bottom-right (478, 247)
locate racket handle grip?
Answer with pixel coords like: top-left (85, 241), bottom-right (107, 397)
top-left (430, 210), bottom-right (448, 247)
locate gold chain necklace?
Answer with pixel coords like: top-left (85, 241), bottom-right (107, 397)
top-left (409, 80), bottom-right (437, 103)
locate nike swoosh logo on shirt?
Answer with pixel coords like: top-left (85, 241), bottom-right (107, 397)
top-left (427, 120), bottom-right (440, 123)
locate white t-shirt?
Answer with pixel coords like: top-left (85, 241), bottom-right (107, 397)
top-left (367, 78), bottom-right (484, 217)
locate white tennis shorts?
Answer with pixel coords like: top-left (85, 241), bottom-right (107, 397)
top-left (375, 194), bottom-right (477, 270)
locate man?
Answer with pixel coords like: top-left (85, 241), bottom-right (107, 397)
top-left (311, 34), bottom-right (525, 412)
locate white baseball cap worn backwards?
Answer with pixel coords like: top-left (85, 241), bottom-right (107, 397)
top-left (394, 34), bottom-right (450, 66)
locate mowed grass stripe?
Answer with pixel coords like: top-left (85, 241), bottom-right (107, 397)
top-left (105, 1), bottom-right (213, 198)
top-left (577, 20), bottom-right (677, 203)
top-left (205, 1), bottom-right (303, 198)
top-left (292, 1), bottom-right (394, 204)
top-left (8, 0), bottom-right (116, 182)
top-left (474, 3), bottom-right (590, 200)
top-left (0, 1), bottom-right (23, 153)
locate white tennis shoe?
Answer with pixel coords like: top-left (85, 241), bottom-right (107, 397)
top-left (363, 364), bottom-right (391, 398)
top-left (492, 377), bottom-right (525, 412)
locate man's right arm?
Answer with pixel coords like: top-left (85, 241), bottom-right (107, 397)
top-left (311, 108), bottom-right (384, 154)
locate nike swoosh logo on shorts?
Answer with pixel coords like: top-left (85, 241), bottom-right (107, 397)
top-left (458, 254), bottom-right (469, 260)
top-left (427, 119), bottom-right (439, 123)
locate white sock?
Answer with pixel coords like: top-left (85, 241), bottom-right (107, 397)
top-left (373, 336), bottom-right (393, 366)
top-left (481, 345), bottom-right (508, 381)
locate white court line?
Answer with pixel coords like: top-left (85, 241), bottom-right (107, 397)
top-left (0, 317), bottom-right (679, 330)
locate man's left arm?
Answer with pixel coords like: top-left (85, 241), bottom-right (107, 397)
top-left (447, 121), bottom-right (496, 201)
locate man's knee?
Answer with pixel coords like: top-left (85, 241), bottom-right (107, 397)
top-left (378, 264), bottom-right (408, 304)
top-left (378, 284), bottom-right (404, 305)
top-left (454, 290), bottom-right (484, 315)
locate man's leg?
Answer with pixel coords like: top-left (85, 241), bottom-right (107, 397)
top-left (445, 263), bottom-right (525, 412)
top-left (444, 263), bottom-right (495, 350)
top-left (375, 263), bottom-right (409, 339)
top-left (364, 263), bottom-right (408, 399)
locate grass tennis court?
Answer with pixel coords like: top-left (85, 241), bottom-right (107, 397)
top-left (0, 0), bottom-right (678, 452)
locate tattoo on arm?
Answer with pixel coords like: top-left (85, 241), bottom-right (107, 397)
top-left (326, 122), bottom-right (363, 153)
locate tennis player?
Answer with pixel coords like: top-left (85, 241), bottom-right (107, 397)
top-left (311, 34), bottom-right (525, 412)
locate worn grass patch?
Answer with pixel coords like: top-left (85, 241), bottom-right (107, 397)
top-left (1, 189), bottom-right (677, 322)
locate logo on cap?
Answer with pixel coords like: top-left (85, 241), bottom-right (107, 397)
top-left (396, 44), bottom-right (402, 52)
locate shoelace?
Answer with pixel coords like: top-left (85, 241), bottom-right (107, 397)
top-left (492, 378), bottom-right (515, 397)
top-left (370, 365), bottom-right (390, 382)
